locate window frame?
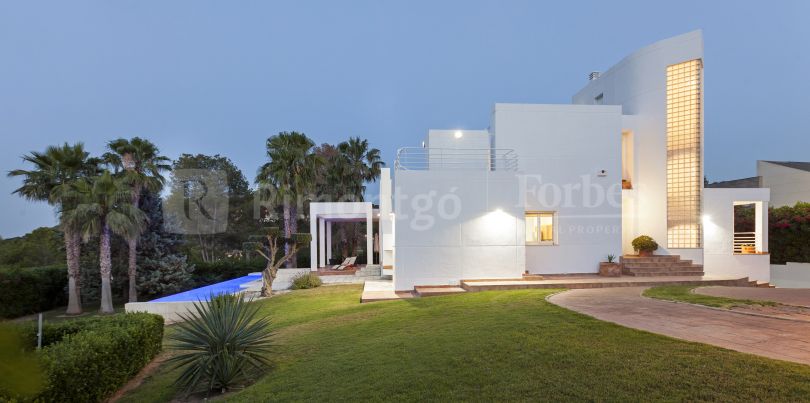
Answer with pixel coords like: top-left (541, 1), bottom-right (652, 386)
top-left (525, 211), bottom-right (557, 246)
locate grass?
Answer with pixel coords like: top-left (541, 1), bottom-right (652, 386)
top-left (643, 286), bottom-right (780, 309)
top-left (120, 285), bottom-right (810, 402)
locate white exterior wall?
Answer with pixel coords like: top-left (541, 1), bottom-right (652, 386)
top-left (703, 188), bottom-right (771, 282)
top-left (379, 168), bottom-right (395, 270)
top-left (491, 104), bottom-right (623, 274)
top-left (393, 170), bottom-right (524, 290)
top-left (758, 161), bottom-right (810, 207)
top-left (573, 30), bottom-right (704, 258)
top-left (771, 262), bottom-right (810, 288)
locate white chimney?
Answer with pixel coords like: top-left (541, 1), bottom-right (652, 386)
top-left (589, 71), bottom-right (601, 81)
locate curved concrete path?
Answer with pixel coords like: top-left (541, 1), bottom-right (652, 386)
top-left (695, 286), bottom-right (810, 307)
top-left (548, 287), bottom-right (810, 366)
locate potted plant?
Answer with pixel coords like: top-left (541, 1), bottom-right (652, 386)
top-left (632, 235), bottom-right (658, 257)
top-left (740, 244), bottom-right (756, 254)
top-left (599, 254), bottom-right (621, 277)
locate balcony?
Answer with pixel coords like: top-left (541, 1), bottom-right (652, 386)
top-left (394, 147), bottom-right (518, 171)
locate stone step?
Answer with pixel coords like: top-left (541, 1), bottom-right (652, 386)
top-left (414, 286), bottom-right (467, 297)
top-left (355, 267), bottom-right (382, 276)
top-left (522, 274), bottom-right (545, 281)
top-left (623, 271), bottom-right (704, 277)
top-left (621, 255), bottom-right (681, 263)
top-left (622, 261), bottom-right (698, 268)
top-left (460, 277), bottom-right (750, 291)
top-left (623, 266), bottom-right (703, 273)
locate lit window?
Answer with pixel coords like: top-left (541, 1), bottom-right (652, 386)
top-left (666, 59), bottom-right (703, 248)
top-left (526, 212), bottom-right (555, 245)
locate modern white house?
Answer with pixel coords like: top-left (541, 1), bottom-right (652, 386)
top-left (309, 30), bottom-right (772, 292)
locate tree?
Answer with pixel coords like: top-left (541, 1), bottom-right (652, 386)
top-left (135, 190), bottom-right (194, 298)
top-left (8, 143), bottom-right (100, 315)
top-left (254, 231), bottom-right (311, 296)
top-left (337, 137), bottom-right (384, 200)
top-left (64, 171), bottom-right (147, 313)
top-left (256, 132), bottom-right (320, 268)
top-left (0, 227), bottom-right (64, 268)
top-left (316, 137), bottom-right (384, 260)
top-left (165, 154), bottom-right (254, 262)
top-left (104, 137), bottom-right (171, 302)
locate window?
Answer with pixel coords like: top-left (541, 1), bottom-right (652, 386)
top-left (621, 131), bottom-right (633, 189)
top-left (526, 212), bottom-right (555, 245)
top-left (666, 59), bottom-right (703, 248)
top-left (594, 93), bottom-right (604, 105)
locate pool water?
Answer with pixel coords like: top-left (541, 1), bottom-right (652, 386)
top-left (151, 273), bottom-right (262, 302)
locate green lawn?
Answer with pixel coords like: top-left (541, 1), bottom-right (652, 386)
top-left (120, 285), bottom-right (810, 402)
top-left (643, 285), bottom-right (779, 309)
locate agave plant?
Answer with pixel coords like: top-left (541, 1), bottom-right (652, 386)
top-left (168, 293), bottom-right (273, 395)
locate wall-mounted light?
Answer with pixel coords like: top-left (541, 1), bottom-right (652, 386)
top-left (454, 130), bottom-right (463, 139)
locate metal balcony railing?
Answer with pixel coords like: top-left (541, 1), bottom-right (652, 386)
top-left (394, 147), bottom-right (518, 171)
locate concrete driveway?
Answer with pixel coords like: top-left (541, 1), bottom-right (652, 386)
top-left (548, 287), bottom-right (810, 366)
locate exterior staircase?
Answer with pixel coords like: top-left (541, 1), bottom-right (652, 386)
top-left (354, 264), bottom-right (381, 277)
top-left (620, 255), bottom-right (704, 277)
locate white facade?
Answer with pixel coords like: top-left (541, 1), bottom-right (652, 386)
top-left (492, 104), bottom-right (623, 275)
top-left (381, 30), bottom-right (771, 290)
top-left (757, 161), bottom-right (810, 207)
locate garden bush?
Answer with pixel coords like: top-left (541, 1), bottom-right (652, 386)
top-left (769, 202), bottom-right (810, 264)
top-left (290, 272), bottom-right (322, 290)
top-left (0, 265), bottom-right (67, 319)
top-left (191, 258), bottom-right (265, 286)
top-left (631, 235), bottom-right (659, 253)
top-left (4, 313), bottom-right (164, 403)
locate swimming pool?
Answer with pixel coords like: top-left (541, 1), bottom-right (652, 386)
top-left (150, 273), bottom-right (262, 302)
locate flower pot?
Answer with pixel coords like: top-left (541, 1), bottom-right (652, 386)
top-left (599, 262), bottom-right (622, 277)
top-left (741, 245), bottom-right (756, 254)
top-left (638, 250), bottom-right (653, 257)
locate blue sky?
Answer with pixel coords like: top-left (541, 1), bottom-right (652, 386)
top-left (1, 0), bottom-right (808, 238)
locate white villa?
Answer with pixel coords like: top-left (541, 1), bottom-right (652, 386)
top-left (309, 30), bottom-right (771, 293)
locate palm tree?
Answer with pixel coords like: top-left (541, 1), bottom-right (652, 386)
top-left (337, 137), bottom-right (384, 200)
top-left (104, 137), bottom-right (170, 302)
top-left (256, 132), bottom-right (320, 267)
top-left (8, 143), bottom-right (100, 315)
top-left (64, 171), bottom-right (147, 313)
top-left (334, 137), bottom-right (384, 259)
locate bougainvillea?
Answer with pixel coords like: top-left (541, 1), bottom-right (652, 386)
top-left (768, 202), bottom-right (810, 264)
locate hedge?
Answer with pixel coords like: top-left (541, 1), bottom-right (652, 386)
top-left (5, 313), bottom-right (164, 402)
top-left (770, 202), bottom-right (810, 264)
top-left (191, 258), bottom-right (266, 286)
top-left (0, 265), bottom-right (67, 319)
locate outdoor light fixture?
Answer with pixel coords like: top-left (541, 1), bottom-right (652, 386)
top-left (454, 130), bottom-right (463, 139)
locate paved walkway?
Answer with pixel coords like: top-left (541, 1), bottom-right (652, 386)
top-left (695, 286), bottom-right (810, 307)
top-left (360, 280), bottom-right (414, 302)
top-left (548, 287), bottom-right (810, 365)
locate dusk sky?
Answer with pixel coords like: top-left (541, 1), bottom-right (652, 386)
top-left (1, 0), bottom-right (808, 238)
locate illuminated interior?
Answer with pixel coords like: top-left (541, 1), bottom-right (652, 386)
top-left (666, 59), bottom-right (703, 248)
top-left (526, 212), bottom-right (554, 244)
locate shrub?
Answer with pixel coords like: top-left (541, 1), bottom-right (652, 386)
top-left (290, 272), bottom-right (323, 290)
top-left (631, 235), bottom-right (659, 253)
top-left (190, 258), bottom-right (265, 286)
top-left (137, 254), bottom-right (195, 298)
top-left (0, 265), bottom-right (67, 319)
top-left (2, 313), bottom-right (163, 403)
top-left (769, 202), bottom-right (810, 264)
top-left (169, 294), bottom-right (272, 396)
